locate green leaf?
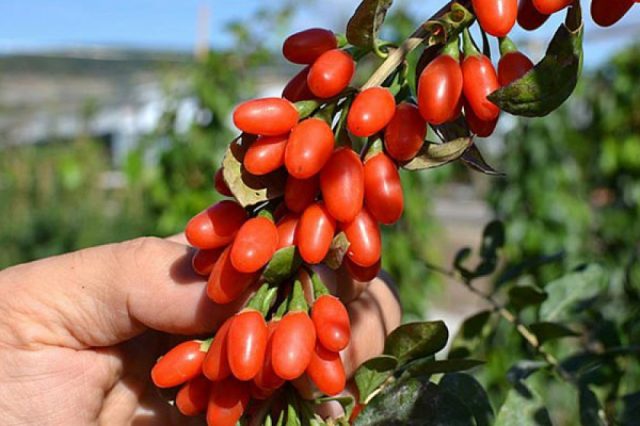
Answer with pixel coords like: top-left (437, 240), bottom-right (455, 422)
top-left (620, 391), bottom-right (640, 426)
top-left (439, 373), bottom-right (495, 426)
top-left (354, 379), bottom-right (474, 426)
top-left (402, 138), bottom-right (473, 171)
top-left (384, 321), bottom-right (449, 366)
top-left (453, 220), bottom-right (505, 280)
top-left (508, 285), bottom-right (548, 312)
top-left (495, 379), bottom-right (552, 426)
top-left (314, 396), bottom-right (356, 421)
top-left (461, 145), bottom-right (505, 176)
top-left (579, 386), bottom-right (606, 426)
top-left (354, 355), bottom-right (398, 404)
top-left (286, 403), bottom-right (301, 426)
top-left (323, 232), bottom-right (350, 270)
top-left (506, 360), bottom-right (547, 384)
top-left (495, 252), bottom-right (565, 288)
top-left (529, 321), bottom-right (579, 344)
top-left (403, 358), bottom-right (484, 377)
top-left (222, 135), bottom-right (287, 207)
top-left (346, 0), bottom-right (393, 50)
top-left (449, 310), bottom-right (492, 358)
top-left (539, 264), bottom-right (607, 321)
top-left (261, 246), bottom-right (302, 285)
top-left (488, 5), bottom-right (583, 117)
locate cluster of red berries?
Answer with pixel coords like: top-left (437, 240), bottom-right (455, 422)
top-left (151, 278), bottom-right (350, 425)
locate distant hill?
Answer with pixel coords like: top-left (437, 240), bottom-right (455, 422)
top-left (0, 48), bottom-right (194, 79)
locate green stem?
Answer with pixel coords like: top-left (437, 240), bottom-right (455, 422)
top-left (462, 27), bottom-right (481, 58)
top-left (288, 280), bottom-right (308, 313)
top-left (273, 293), bottom-right (290, 321)
top-left (246, 283), bottom-right (270, 313)
top-left (498, 36), bottom-right (519, 57)
top-left (422, 261), bottom-right (576, 384)
top-left (310, 269), bottom-right (330, 298)
top-left (442, 34), bottom-right (461, 60)
top-left (199, 337), bottom-right (214, 352)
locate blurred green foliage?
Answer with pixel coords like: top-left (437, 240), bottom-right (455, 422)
top-left (469, 44), bottom-right (640, 425)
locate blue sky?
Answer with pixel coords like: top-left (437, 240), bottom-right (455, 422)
top-left (0, 0), bottom-right (638, 67)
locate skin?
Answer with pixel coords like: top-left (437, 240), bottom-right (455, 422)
top-left (0, 235), bottom-right (401, 425)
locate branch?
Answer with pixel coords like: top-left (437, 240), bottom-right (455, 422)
top-left (361, 0), bottom-right (473, 90)
top-left (423, 261), bottom-right (575, 383)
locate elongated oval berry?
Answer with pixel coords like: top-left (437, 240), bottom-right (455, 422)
top-left (203, 317), bottom-right (233, 381)
top-left (464, 98), bottom-right (499, 138)
top-left (312, 295), bottom-right (351, 352)
top-left (285, 118), bottom-right (335, 179)
top-left (532, 0), bottom-right (573, 14)
top-left (347, 87), bottom-right (396, 137)
top-left (384, 103), bottom-right (427, 162)
top-left (176, 376), bottom-right (211, 416)
top-left (518, 0), bottom-right (550, 31)
top-left (306, 343), bottom-right (347, 396)
top-left (591, 0), bottom-right (634, 27)
top-left (283, 28), bottom-right (337, 64)
top-left (498, 53), bottom-right (534, 86)
top-left (230, 217), bottom-right (279, 273)
top-left (207, 378), bottom-right (250, 426)
top-left (276, 213), bottom-right (300, 249)
top-left (272, 311), bottom-right (317, 380)
top-left (207, 246), bottom-right (259, 304)
top-left (472, 0), bottom-right (517, 37)
top-left (214, 167), bottom-right (233, 197)
top-left (297, 203), bottom-right (337, 264)
top-left (285, 174), bottom-right (319, 213)
top-left (244, 134), bottom-right (288, 176)
top-left (151, 340), bottom-right (206, 388)
top-left (233, 98), bottom-right (299, 136)
top-left (342, 208), bottom-right (381, 267)
top-left (227, 310), bottom-right (269, 381)
top-left (364, 153), bottom-right (404, 225)
top-left (462, 54), bottom-right (500, 122)
top-left (417, 54), bottom-right (463, 125)
top-left (320, 147), bottom-right (364, 223)
top-left (345, 257), bottom-right (381, 282)
top-left (254, 321), bottom-right (286, 391)
top-left (307, 49), bottom-right (355, 99)
top-left (282, 66), bottom-right (315, 102)
top-left (185, 200), bottom-right (247, 250)
top-left (192, 247), bottom-right (224, 276)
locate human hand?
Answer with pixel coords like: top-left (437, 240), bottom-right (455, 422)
top-left (0, 236), bottom-right (401, 425)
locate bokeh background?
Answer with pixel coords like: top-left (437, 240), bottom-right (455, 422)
top-left (2, 1), bottom-right (640, 423)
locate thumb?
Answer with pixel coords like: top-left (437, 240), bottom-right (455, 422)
top-left (0, 237), bottom-right (247, 350)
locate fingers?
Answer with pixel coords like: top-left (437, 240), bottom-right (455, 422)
top-left (341, 275), bottom-right (402, 376)
top-left (0, 237), bottom-right (248, 350)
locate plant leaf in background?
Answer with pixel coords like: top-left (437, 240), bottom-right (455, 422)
top-left (383, 320), bottom-right (448, 365)
top-left (439, 373), bottom-right (495, 426)
top-left (539, 264), bottom-right (606, 321)
top-left (354, 355), bottom-right (398, 403)
top-left (402, 138), bottom-right (473, 171)
top-left (346, 0), bottom-right (394, 50)
top-left (495, 377), bottom-right (552, 426)
top-left (488, 4), bottom-right (583, 117)
top-left (354, 378), bottom-right (475, 426)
